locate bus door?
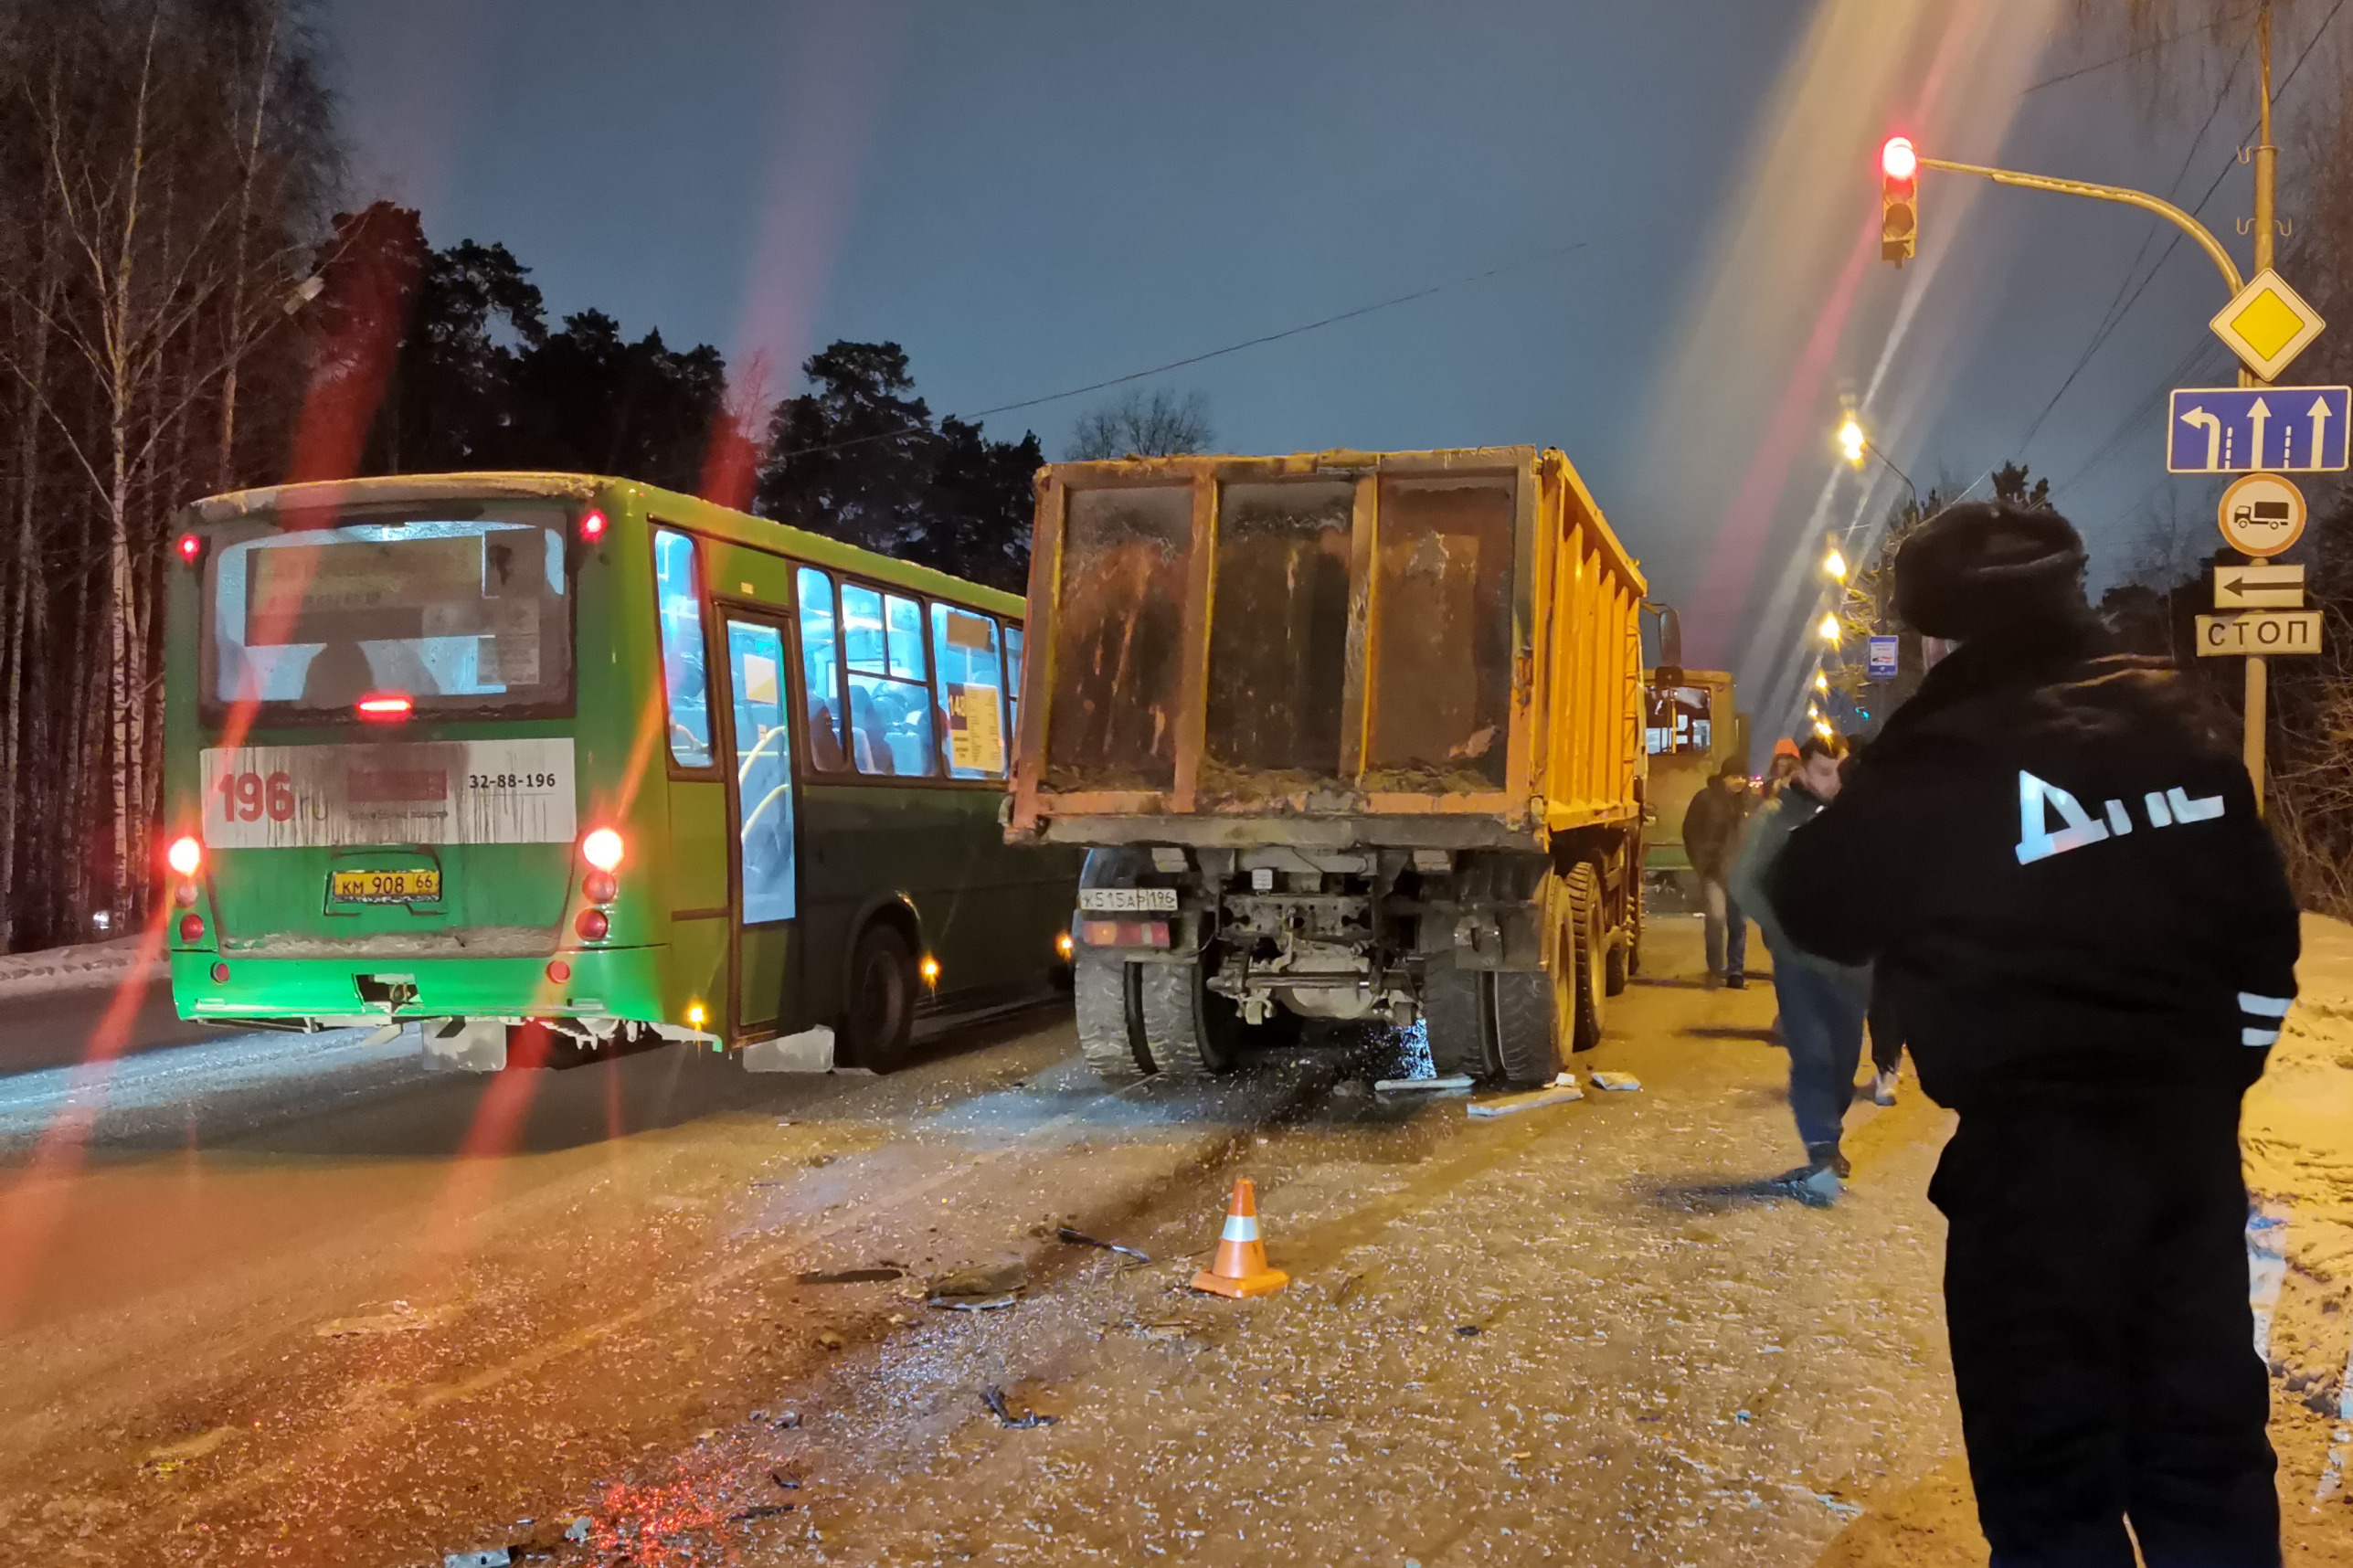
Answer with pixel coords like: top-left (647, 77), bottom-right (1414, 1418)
top-left (720, 614), bottom-right (800, 1037)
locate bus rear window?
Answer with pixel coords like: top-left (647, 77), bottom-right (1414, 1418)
top-left (206, 511), bottom-right (570, 716)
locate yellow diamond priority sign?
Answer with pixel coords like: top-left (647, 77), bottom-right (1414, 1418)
top-left (2210, 268), bottom-right (2325, 381)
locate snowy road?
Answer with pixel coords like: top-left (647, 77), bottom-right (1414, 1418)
top-left (0, 919), bottom-right (2345, 1566)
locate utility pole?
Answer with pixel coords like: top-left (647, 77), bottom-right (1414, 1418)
top-left (2244, 4), bottom-right (2277, 813)
top-left (1881, 2), bottom-right (2295, 811)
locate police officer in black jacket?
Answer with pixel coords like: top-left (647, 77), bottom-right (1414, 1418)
top-left (1764, 502), bottom-right (2298, 1568)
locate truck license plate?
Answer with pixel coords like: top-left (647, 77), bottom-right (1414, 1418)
top-left (1077, 886), bottom-right (1178, 912)
top-left (329, 868), bottom-right (441, 905)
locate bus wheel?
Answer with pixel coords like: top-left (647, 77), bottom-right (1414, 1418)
top-left (1073, 949), bottom-right (1150, 1081)
top-left (843, 924), bottom-right (917, 1070)
top-left (1137, 959), bottom-right (1241, 1078)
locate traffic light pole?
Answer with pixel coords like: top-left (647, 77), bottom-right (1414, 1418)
top-left (1904, 5), bottom-right (2280, 810)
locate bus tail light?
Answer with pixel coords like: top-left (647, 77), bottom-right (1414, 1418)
top-left (177, 913), bottom-right (205, 944)
top-left (166, 835), bottom-right (203, 875)
top-left (578, 508), bottom-right (609, 545)
top-left (1055, 930), bottom-right (1075, 961)
top-left (174, 881), bottom-right (200, 907)
top-left (580, 828), bottom-right (625, 872)
top-left (175, 533), bottom-right (204, 567)
top-left (919, 954), bottom-right (940, 987)
top-left (574, 908), bottom-right (610, 942)
top-left (583, 871), bottom-right (618, 905)
top-left (355, 693), bottom-right (414, 723)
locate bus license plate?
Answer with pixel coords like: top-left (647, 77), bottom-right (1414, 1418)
top-left (1076, 886), bottom-right (1178, 912)
top-left (329, 868), bottom-right (441, 905)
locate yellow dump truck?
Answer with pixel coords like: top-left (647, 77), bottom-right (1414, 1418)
top-left (1005, 447), bottom-right (1648, 1086)
top-left (1642, 667), bottom-right (1749, 884)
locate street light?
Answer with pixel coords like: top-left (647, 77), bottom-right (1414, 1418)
top-left (1817, 612), bottom-right (1841, 644)
top-left (1814, 671), bottom-right (1829, 694)
top-left (1824, 546), bottom-right (1849, 581)
top-left (1836, 418), bottom-right (1868, 467)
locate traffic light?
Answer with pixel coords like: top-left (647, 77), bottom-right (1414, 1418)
top-left (1881, 136), bottom-right (1917, 264)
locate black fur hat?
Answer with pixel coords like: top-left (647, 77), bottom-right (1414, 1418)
top-left (1893, 502), bottom-right (2090, 642)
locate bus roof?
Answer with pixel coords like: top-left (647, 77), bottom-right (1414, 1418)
top-left (186, 470), bottom-right (1028, 620)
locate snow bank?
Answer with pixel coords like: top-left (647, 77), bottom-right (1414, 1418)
top-left (0, 935), bottom-right (165, 1001)
top-left (2245, 914), bottom-right (2353, 1418)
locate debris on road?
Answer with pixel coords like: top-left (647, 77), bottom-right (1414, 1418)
top-left (1589, 1070), bottom-right (1643, 1092)
top-left (1135, 1319), bottom-right (1201, 1340)
top-left (815, 1330), bottom-right (845, 1350)
top-left (1467, 1085), bottom-right (1584, 1118)
top-left (1553, 1071), bottom-right (1578, 1086)
top-left (728, 1503), bottom-right (795, 1521)
top-left (314, 1300), bottom-right (446, 1337)
top-left (770, 1469), bottom-right (801, 1490)
top-left (140, 1426), bottom-right (237, 1474)
top-left (1456, 1323), bottom-right (1482, 1337)
top-left (980, 1384), bottom-right (1058, 1428)
top-left (796, 1266), bottom-right (904, 1285)
top-left (742, 1024), bottom-right (835, 1073)
top-left (927, 1259), bottom-right (1026, 1309)
top-left (1056, 1225), bottom-right (1150, 1263)
top-left (1374, 1074), bottom-right (1474, 1094)
top-left (443, 1552), bottom-right (512, 1568)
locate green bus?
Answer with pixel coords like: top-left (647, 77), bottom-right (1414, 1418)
top-left (161, 471), bottom-right (1076, 1070)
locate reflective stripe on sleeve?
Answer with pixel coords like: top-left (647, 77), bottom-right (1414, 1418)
top-left (2238, 992), bottom-right (2293, 1018)
top-left (2242, 1027), bottom-right (2280, 1047)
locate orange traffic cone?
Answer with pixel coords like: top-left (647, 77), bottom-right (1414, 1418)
top-left (1189, 1178), bottom-right (1289, 1298)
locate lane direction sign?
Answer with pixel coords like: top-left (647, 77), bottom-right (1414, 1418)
top-left (2210, 268), bottom-right (2326, 381)
top-left (2216, 472), bottom-right (2307, 557)
top-left (2196, 610), bottom-right (2323, 657)
top-left (2212, 563), bottom-right (2305, 609)
top-left (2168, 386), bottom-right (2350, 472)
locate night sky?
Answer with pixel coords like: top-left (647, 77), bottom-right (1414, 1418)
top-left (323, 0), bottom-right (2318, 736)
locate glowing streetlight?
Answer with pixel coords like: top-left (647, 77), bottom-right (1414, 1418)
top-left (1836, 418), bottom-right (1868, 467)
top-left (1813, 671), bottom-right (1829, 694)
top-left (1817, 612), bottom-right (1840, 644)
top-left (1823, 546), bottom-right (1849, 581)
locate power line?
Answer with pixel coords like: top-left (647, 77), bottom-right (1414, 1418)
top-left (2027, 0), bottom-right (2346, 475)
top-left (2015, 32), bottom-right (2252, 453)
top-left (764, 236), bottom-right (1597, 465)
top-left (2021, 7), bottom-right (2256, 93)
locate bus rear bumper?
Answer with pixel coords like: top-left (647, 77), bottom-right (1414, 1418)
top-left (168, 947), bottom-right (676, 1030)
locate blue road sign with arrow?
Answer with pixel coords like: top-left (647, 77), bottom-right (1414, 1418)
top-left (2168, 386), bottom-right (2350, 473)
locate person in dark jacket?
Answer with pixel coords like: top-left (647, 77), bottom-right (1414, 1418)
top-left (1763, 502), bottom-right (2298, 1568)
top-left (1680, 762), bottom-right (1754, 987)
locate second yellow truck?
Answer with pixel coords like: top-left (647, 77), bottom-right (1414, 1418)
top-left (1006, 446), bottom-right (1648, 1086)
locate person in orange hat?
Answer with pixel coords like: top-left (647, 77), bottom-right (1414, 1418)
top-left (1763, 736), bottom-right (1803, 799)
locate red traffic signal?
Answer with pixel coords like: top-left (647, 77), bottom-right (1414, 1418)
top-left (1880, 137), bottom-right (1918, 265)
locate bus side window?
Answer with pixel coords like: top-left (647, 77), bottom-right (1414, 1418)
top-left (841, 583), bottom-right (937, 778)
top-left (930, 603), bottom-right (1006, 779)
top-left (1002, 622), bottom-right (1023, 747)
top-left (654, 528), bottom-right (714, 768)
top-left (797, 567), bottom-right (848, 772)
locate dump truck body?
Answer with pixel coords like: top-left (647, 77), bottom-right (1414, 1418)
top-left (1008, 448), bottom-right (1649, 1086)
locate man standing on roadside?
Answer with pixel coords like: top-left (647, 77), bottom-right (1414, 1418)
top-left (1764, 502), bottom-right (2298, 1568)
top-left (1681, 762), bottom-right (1754, 990)
top-left (1727, 735), bottom-right (1869, 1198)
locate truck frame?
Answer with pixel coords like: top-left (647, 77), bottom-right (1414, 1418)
top-left (1006, 448), bottom-right (1648, 1087)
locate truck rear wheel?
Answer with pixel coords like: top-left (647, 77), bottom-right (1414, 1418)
top-left (1566, 863), bottom-right (1607, 1051)
top-left (1424, 963), bottom-right (1564, 1088)
top-left (1423, 966), bottom-right (1497, 1080)
top-left (1074, 949), bottom-right (1151, 1081)
top-left (1138, 959), bottom-right (1242, 1078)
